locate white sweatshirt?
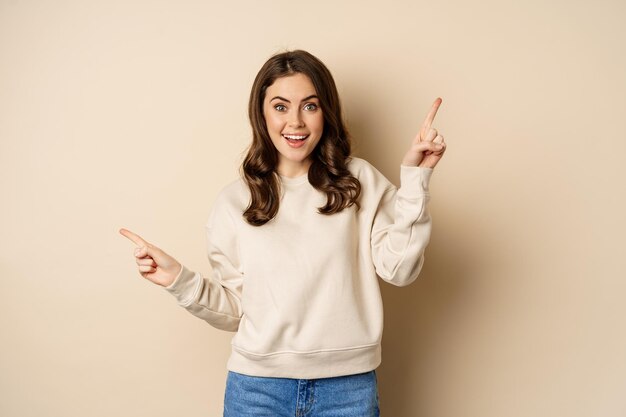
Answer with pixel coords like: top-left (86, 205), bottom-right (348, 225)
top-left (164, 156), bottom-right (433, 379)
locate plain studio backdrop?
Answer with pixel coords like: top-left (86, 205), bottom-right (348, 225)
top-left (1, 0), bottom-right (625, 416)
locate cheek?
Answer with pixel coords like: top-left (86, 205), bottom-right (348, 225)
top-left (312, 114), bottom-right (324, 134)
top-left (264, 113), bottom-right (283, 134)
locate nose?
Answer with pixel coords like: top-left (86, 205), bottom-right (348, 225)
top-left (288, 110), bottom-right (304, 128)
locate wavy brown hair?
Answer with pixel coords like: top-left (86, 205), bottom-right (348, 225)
top-left (241, 50), bottom-right (361, 226)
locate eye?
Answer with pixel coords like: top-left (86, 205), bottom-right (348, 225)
top-left (304, 103), bottom-right (318, 111)
top-left (274, 104), bottom-right (287, 112)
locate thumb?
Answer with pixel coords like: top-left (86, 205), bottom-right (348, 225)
top-left (135, 243), bottom-right (178, 272)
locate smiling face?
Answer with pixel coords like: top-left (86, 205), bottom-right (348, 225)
top-left (263, 73), bottom-right (324, 178)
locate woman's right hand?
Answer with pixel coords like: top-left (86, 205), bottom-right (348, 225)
top-left (119, 227), bottom-right (182, 287)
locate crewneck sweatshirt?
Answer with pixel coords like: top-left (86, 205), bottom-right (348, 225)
top-left (164, 156), bottom-right (433, 379)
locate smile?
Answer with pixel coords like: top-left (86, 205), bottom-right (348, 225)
top-left (282, 133), bottom-right (309, 148)
top-left (282, 134), bottom-right (309, 141)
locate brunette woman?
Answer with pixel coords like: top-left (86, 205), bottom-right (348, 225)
top-left (121, 49), bottom-right (446, 416)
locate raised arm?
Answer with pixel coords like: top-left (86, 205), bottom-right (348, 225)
top-left (370, 165), bottom-right (433, 286)
top-left (371, 97), bottom-right (447, 286)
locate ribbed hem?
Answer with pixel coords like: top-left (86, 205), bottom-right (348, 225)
top-left (226, 343), bottom-right (381, 379)
top-left (398, 165), bottom-right (433, 198)
top-left (163, 265), bottom-right (201, 307)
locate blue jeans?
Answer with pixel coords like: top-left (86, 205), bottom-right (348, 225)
top-left (223, 369), bottom-right (380, 417)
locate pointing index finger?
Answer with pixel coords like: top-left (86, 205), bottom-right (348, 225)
top-left (420, 97), bottom-right (442, 138)
top-left (119, 227), bottom-right (149, 247)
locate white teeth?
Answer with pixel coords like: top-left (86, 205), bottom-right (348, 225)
top-left (283, 134), bottom-right (308, 140)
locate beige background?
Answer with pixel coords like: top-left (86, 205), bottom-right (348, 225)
top-left (1, 0), bottom-right (625, 416)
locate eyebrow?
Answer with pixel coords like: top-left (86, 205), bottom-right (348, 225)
top-left (270, 94), bottom-right (319, 103)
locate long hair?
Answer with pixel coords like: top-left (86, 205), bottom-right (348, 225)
top-left (241, 50), bottom-right (361, 226)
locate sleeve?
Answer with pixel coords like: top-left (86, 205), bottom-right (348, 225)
top-left (163, 196), bottom-right (244, 332)
top-left (370, 164), bottom-right (434, 287)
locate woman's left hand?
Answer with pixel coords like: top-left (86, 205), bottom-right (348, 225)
top-left (401, 97), bottom-right (447, 169)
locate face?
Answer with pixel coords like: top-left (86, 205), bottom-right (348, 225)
top-left (263, 73), bottom-right (324, 177)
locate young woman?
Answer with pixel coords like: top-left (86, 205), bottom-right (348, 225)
top-left (120, 49), bottom-right (446, 416)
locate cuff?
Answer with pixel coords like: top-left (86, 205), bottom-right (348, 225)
top-left (164, 264), bottom-right (202, 306)
top-left (398, 165), bottom-right (433, 199)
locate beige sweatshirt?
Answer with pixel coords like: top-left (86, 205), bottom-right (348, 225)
top-left (164, 156), bottom-right (433, 379)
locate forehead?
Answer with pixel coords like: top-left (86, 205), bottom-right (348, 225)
top-left (265, 73), bottom-right (317, 100)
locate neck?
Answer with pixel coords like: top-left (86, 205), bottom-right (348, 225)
top-left (277, 159), bottom-right (312, 178)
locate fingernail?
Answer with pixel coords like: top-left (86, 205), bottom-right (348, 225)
top-left (436, 144), bottom-right (444, 149)
top-left (134, 247), bottom-right (141, 256)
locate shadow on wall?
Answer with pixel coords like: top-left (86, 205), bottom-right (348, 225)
top-left (348, 100), bottom-right (481, 416)
top-left (354, 141), bottom-right (477, 414)
top-left (376, 220), bottom-right (473, 416)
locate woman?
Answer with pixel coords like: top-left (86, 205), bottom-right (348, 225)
top-left (120, 49), bottom-right (446, 416)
